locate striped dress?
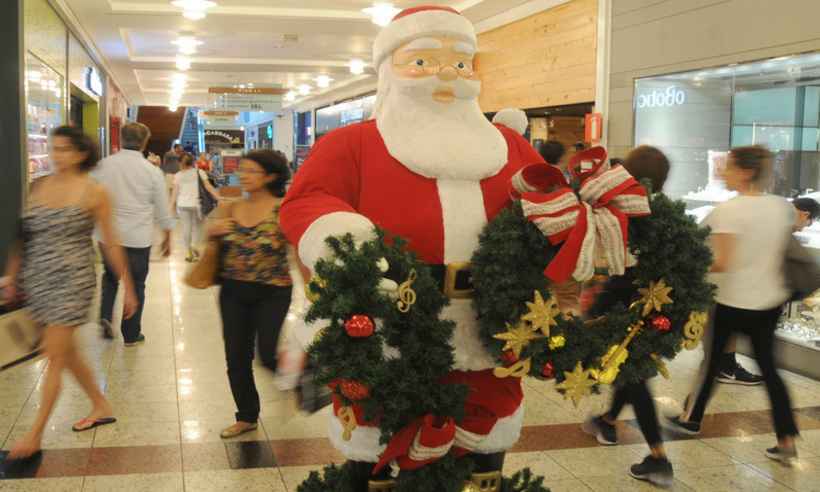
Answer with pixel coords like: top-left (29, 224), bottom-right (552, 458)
top-left (20, 205), bottom-right (96, 327)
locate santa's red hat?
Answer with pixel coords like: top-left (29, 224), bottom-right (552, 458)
top-left (372, 5), bottom-right (477, 68)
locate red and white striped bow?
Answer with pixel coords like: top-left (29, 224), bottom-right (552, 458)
top-left (512, 148), bottom-right (651, 283)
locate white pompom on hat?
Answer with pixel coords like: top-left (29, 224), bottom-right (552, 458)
top-left (492, 108), bottom-right (529, 135)
top-left (372, 5), bottom-right (477, 69)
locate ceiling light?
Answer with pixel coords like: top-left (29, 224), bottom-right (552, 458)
top-left (349, 58), bottom-right (366, 75)
top-left (175, 56), bottom-right (191, 71)
top-left (363, 3), bottom-right (400, 27)
top-left (169, 105), bottom-right (179, 112)
top-left (171, 0), bottom-right (216, 20)
top-left (315, 75), bottom-right (333, 88)
top-left (172, 36), bottom-right (203, 55)
top-left (284, 91), bottom-right (296, 102)
top-left (298, 84), bottom-right (311, 96)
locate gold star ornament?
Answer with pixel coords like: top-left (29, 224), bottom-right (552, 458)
top-left (493, 321), bottom-right (543, 358)
top-left (521, 290), bottom-right (561, 336)
top-left (637, 279), bottom-right (673, 317)
top-left (555, 362), bottom-right (597, 406)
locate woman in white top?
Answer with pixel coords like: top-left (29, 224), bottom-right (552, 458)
top-left (171, 153), bottom-right (219, 262)
top-left (668, 146), bottom-right (799, 463)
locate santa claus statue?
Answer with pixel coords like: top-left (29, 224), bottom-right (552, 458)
top-left (280, 4), bottom-right (544, 483)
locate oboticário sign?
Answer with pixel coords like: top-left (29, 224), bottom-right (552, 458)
top-left (636, 86), bottom-right (687, 109)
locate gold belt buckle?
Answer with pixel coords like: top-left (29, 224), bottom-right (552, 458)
top-left (444, 261), bottom-right (473, 299)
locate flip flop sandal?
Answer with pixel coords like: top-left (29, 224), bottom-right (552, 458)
top-left (72, 417), bottom-right (117, 432)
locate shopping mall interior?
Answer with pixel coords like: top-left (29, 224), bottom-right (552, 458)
top-left (3, 0), bottom-right (820, 491)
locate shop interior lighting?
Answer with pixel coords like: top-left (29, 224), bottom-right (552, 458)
top-left (171, 0), bottom-right (216, 20)
top-left (315, 75), bottom-right (333, 88)
top-left (363, 2), bottom-right (400, 27)
top-left (172, 36), bottom-right (203, 55)
top-left (176, 56), bottom-right (192, 71)
top-left (27, 70), bottom-right (42, 82)
top-left (349, 58), bottom-right (366, 75)
top-left (298, 84), bottom-right (312, 96)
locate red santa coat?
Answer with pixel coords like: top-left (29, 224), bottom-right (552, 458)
top-left (281, 119), bottom-right (544, 463)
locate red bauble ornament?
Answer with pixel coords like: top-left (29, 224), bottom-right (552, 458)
top-left (339, 379), bottom-right (370, 401)
top-left (345, 315), bottom-right (375, 338)
top-left (501, 351), bottom-right (519, 365)
top-left (541, 362), bottom-right (555, 379)
top-left (651, 315), bottom-right (672, 332)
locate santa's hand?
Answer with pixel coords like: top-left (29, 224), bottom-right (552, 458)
top-left (378, 278), bottom-right (399, 298)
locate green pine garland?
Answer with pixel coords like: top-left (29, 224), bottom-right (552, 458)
top-left (471, 193), bottom-right (715, 390)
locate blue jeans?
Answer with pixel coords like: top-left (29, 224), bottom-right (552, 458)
top-left (100, 245), bottom-right (151, 343)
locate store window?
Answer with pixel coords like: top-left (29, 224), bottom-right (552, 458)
top-left (315, 94), bottom-right (376, 140)
top-left (634, 52), bottom-right (820, 205)
top-left (25, 53), bottom-right (64, 181)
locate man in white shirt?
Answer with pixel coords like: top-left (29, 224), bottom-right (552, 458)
top-left (92, 123), bottom-right (175, 345)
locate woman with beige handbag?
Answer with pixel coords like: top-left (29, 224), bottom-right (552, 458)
top-left (3, 126), bottom-right (138, 460)
top-left (186, 150), bottom-right (292, 440)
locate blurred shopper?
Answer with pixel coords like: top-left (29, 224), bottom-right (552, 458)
top-left (3, 126), bottom-right (138, 459)
top-left (93, 123), bottom-right (175, 344)
top-left (582, 146), bottom-right (675, 487)
top-left (162, 143), bottom-right (183, 193)
top-left (171, 153), bottom-right (202, 262)
top-left (206, 150), bottom-right (292, 438)
top-left (793, 197), bottom-right (819, 231)
top-left (538, 140), bottom-right (565, 167)
top-left (668, 146), bottom-right (799, 464)
top-left (196, 152), bottom-right (212, 171)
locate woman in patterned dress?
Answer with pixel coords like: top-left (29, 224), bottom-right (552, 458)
top-left (3, 126), bottom-right (138, 459)
top-left (206, 150), bottom-right (292, 439)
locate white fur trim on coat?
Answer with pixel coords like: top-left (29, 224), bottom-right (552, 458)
top-left (492, 108), bottom-right (529, 136)
top-left (444, 299), bottom-right (496, 372)
top-left (327, 402), bottom-right (525, 462)
top-left (298, 211), bottom-right (375, 271)
top-left (373, 9), bottom-right (477, 68)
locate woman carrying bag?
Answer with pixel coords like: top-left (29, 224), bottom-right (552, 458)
top-left (189, 150), bottom-right (292, 439)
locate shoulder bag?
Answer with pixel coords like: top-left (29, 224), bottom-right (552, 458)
top-left (184, 202), bottom-right (234, 289)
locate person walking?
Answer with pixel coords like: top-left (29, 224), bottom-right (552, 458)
top-left (3, 126), bottom-right (138, 459)
top-left (667, 145), bottom-right (800, 464)
top-left (582, 146), bottom-right (676, 487)
top-left (162, 143), bottom-right (183, 194)
top-left (206, 150), bottom-right (292, 438)
top-left (172, 153), bottom-right (202, 262)
top-left (92, 122), bottom-right (175, 344)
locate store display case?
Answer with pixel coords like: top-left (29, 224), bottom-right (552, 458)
top-left (25, 53), bottom-right (64, 181)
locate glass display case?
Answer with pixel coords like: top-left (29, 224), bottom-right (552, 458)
top-left (25, 53), bottom-right (64, 181)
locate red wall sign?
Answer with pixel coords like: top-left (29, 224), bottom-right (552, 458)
top-left (584, 112), bottom-right (603, 144)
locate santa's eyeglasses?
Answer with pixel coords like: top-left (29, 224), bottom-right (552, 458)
top-left (403, 57), bottom-right (475, 77)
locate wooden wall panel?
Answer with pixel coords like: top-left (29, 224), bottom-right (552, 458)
top-left (477, 0), bottom-right (597, 112)
top-left (137, 106), bottom-right (186, 157)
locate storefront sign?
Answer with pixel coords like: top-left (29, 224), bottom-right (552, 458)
top-left (636, 86), bottom-right (687, 109)
top-left (205, 129), bottom-right (243, 145)
top-left (85, 67), bottom-right (103, 97)
top-left (202, 110), bottom-right (239, 126)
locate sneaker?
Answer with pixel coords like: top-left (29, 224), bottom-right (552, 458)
top-left (582, 415), bottom-right (618, 445)
top-left (718, 362), bottom-right (764, 385)
top-left (629, 455), bottom-right (674, 488)
top-left (124, 334), bottom-right (146, 347)
top-left (100, 319), bottom-right (114, 340)
top-left (766, 446), bottom-right (797, 465)
top-left (663, 415), bottom-right (701, 435)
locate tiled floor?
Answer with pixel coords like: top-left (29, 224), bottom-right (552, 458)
top-left (4, 243), bottom-right (820, 491)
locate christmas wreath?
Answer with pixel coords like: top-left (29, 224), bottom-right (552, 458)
top-left (298, 232), bottom-right (549, 492)
top-left (471, 150), bottom-right (715, 403)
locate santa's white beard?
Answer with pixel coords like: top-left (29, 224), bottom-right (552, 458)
top-left (374, 63), bottom-right (508, 181)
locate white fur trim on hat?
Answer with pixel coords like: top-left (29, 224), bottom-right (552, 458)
top-left (493, 108), bottom-right (529, 136)
top-left (373, 7), bottom-right (477, 68)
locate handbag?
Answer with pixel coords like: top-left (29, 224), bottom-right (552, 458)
top-left (0, 306), bottom-right (42, 370)
top-left (784, 234), bottom-right (820, 301)
top-left (198, 170), bottom-right (217, 217)
top-left (184, 202), bottom-right (234, 289)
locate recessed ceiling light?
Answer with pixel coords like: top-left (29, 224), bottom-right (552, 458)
top-left (284, 91), bottom-right (296, 102)
top-left (349, 58), bottom-right (366, 75)
top-left (176, 56), bottom-right (191, 71)
top-left (315, 75), bottom-right (333, 88)
top-left (298, 84), bottom-right (311, 95)
top-left (363, 3), bottom-right (400, 27)
top-left (171, 0), bottom-right (216, 21)
top-left (172, 36), bottom-right (203, 55)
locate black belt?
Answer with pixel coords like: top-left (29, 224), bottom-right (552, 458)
top-left (387, 262), bottom-right (474, 299)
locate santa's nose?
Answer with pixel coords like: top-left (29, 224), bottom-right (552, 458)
top-left (437, 66), bottom-right (458, 82)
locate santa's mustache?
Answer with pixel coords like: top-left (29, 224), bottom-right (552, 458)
top-left (390, 74), bottom-right (481, 100)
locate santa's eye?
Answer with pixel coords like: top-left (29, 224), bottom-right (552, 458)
top-left (457, 62), bottom-right (466, 69)
top-left (414, 59), bottom-right (426, 67)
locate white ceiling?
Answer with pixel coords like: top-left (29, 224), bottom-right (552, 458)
top-left (63, 0), bottom-right (535, 109)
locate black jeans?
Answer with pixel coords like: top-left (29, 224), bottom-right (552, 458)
top-left (686, 303), bottom-right (798, 439)
top-left (100, 245), bottom-right (151, 343)
top-left (219, 279), bottom-right (292, 423)
top-left (607, 380), bottom-right (662, 447)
